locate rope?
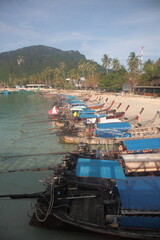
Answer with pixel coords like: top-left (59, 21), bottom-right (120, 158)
top-left (12, 131), bottom-right (62, 143)
top-left (20, 127), bottom-right (59, 133)
top-left (35, 179), bottom-right (56, 222)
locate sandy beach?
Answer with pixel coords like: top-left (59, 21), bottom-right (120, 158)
top-left (57, 89), bottom-right (160, 124)
top-left (95, 93), bottom-right (160, 123)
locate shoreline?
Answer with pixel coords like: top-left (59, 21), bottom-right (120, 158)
top-left (1, 87), bottom-right (160, 123)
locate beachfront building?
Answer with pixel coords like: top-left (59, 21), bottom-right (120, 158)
top-left (134, 86), bottom-right (160, 96)
top-left (65, 77), bottom-right (85, 88)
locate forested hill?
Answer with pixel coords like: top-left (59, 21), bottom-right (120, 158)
top-left (0, 45), bottom-right (87, 82)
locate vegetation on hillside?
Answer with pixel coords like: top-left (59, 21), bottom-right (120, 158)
top-left (0, 45), bottom-right (159, 90)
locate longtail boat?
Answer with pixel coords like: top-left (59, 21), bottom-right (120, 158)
top-left (26, 144), bottom-right (160, 239)
top-left (60, 128), bottom-right (160, 145)
top-left (59, 116), bottom-right (160, 145)
top-left (96, 100), bottom-right (116, 112)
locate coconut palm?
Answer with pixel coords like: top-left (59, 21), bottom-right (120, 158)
top-left (127, 52), bottom-right (139, 72)
top-left (78, 60), bottom-right (87, 77)
top-left (101, 54), bottom-right (112, 75)
top-left (59, 62), bottom-right (66, 80)
top-left (86, 60), bottom-right (97, 76)
top-left (112, 58), bottom-right (120, 71)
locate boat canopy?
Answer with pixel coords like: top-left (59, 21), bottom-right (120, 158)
top-left (70, 106), bottom-right (86, 111)
top-left (96, 122), bottom-right (132, 131)
top-left (122, 153), bottom-right (160, 162)
top-left (65, 95), bottom-right (76, 99)
top-left (121, 153), bottom-right (160, 173)
top-left (98, 113), bottom-right (108, 117)
top-left (100, 118), bottom-right (121, 123)
top-left (95, 129), bottom-right (131, 138)
top-left (123, 138), bottom-right (160, 152)
top-left (80, 110), bottom-right (96, 114)
top-left (71, 102), bottom-right (86, 106)
top-left (95, 122), bottom-right (132, 138)
top-left (79, 113), bottom-right (108, 119)
top-left (117, 176), bottom-right (160, 210)
top-left (76, 158), bottom-right (126, 180)
top-left (79, 113), bottom-right (99, 119)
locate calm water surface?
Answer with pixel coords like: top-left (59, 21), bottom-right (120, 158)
top-left (0, 93), bottom-right (121, 240)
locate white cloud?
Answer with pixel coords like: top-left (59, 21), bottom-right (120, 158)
top-left (0, 21), bottom-right (41, 38)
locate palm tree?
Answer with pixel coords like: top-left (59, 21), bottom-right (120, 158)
top-left (101, 54), bottom-right (112, 75)
top-left (112, 58), bottom-right (120, 71)
top-left (59, 62), bottom-right (66, 80)
top-left (127, 52), bottom-right (139, 72)
top-left (78, 60), bottom-right (87, 77)
top-left (86, 60), bottom-right (97, 76)
top-left (53, 67), bottom-right (61, 88)
top-left (45, 67), bottom-right (53, 86)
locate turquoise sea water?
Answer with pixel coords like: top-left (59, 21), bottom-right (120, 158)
top-left (0, 93), bottom-right (119, 240)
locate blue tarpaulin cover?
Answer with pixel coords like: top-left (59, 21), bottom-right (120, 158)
top-left (79, 113), bottom-right (99, 119)
top-left (98, 113), bottom-right (108, 117)
top-left (120, 216), bottom-right (160, 229)
top-left (95, 122), bottom-right (132, 138)
top-left (97, 122), bottom-right (132, 131)
top-left (80, 110), bottom-right (96, 114)
top-left (123, 138), bottom-right (160, 151)
top-left (95, 129), bottom-right (131, 138)
top-left (76, 158), bottom-right (126, 179)
top-left (71, 102), bottom-right (86, 106)
top-left (117, 177), bottom-right (160, 210)
top-left (80, 113), bottom-right (108, 119)
top-left (66, 95), bottom-right (76, 99)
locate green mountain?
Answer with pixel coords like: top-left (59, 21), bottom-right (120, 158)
top-left (0, 45), bottom-right (88, 83)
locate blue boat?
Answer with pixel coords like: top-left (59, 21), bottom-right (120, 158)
top-left (0, 90), bottom-right (10, 95)
top-left (121, 137), bottom-right (160, 153)
top-left (95, 122), bottom-right (132, 138)
top-left (28, 147), bottom-right (160, 239)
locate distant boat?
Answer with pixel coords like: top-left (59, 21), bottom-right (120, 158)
top-left (0, 90), bottom-right (10, 95)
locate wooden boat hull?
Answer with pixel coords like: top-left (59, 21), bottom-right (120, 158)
top-left (106, 111), bottom-right (125, 119)
top-left (60, 133), bottom-right (160, 145)
top-left (55, 121), bottom-right (65, 128)
top-left (30, 210), bottom-right (160, 240)
top-left (60, 135), bottom-right (115, 144)
top-left (89, 103), bottom-right (105, 109)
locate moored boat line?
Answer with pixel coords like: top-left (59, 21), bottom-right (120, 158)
top-left (49, 94), bottom-right (160, 146)
top-left (1, 91), bottom-right (160, 239)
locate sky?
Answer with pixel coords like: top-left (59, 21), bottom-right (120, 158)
top-left (0, 0), bottom-right (160, 66)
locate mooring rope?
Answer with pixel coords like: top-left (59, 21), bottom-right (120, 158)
top-left (20, 127), bottom-right (60, 133)
top-left (35, 179), bottom-right (56, 222)
top-left (12, 131), bottom-right (63, 143)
